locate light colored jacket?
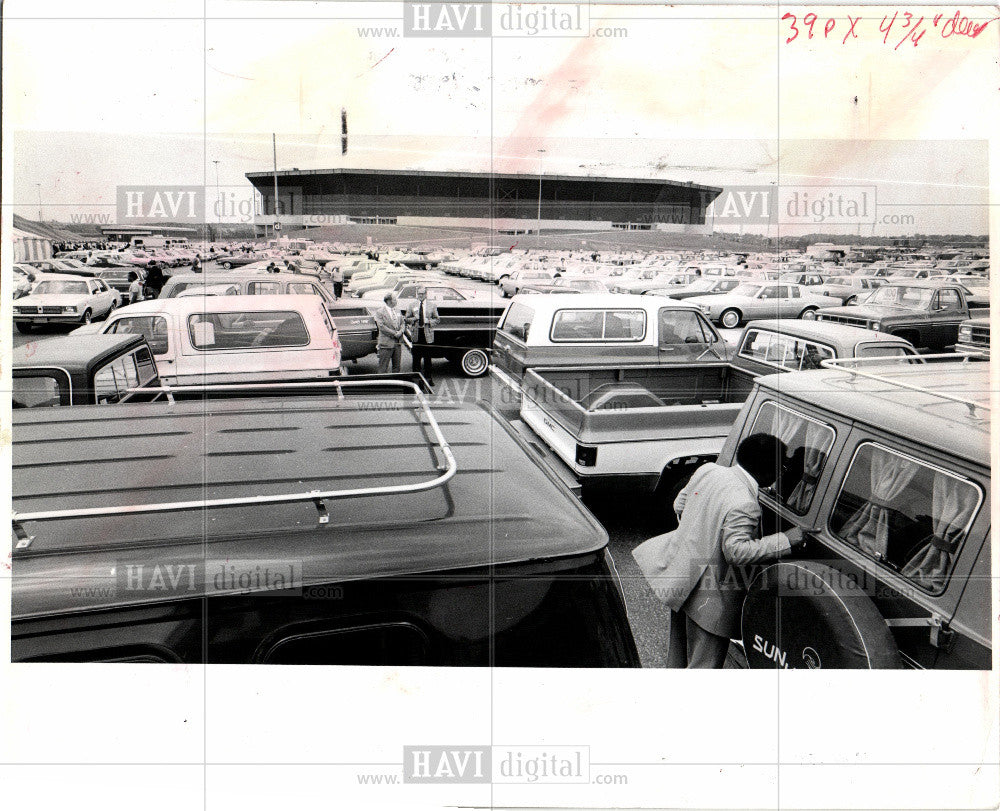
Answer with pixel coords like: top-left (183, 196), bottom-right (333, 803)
top-left (373, 304), bottom-right (405, 349)
top-left (653, 462), bottom-right (791, 638)
top-left (404, 299), bottom-right (441, 344)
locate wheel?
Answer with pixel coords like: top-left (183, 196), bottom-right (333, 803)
top-left (720, 308), bottom-right (741, 329)
top-left (223, 261), bottom-right (233, 269)
top-left (81, 309), bottom-right (93, 325)
top-left (105, 300), bottom-right (117, 318)
top-left (15, 322), bottom-right (32, 334)
top-left (459, 348), bottom-right (490, 378)
top-left (799, 307), bottom-right (818, 320)
top-left (500, 287), bottom-right (510, 298)
top-left (742, 561), bottom-right (902, 669)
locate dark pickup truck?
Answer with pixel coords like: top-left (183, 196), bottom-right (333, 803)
top-left (11, 381), bottom-right (639, 667)
top-left (13, 334), bottom-right (161, 407)
top-left (816, 281), bottom-right (988, 352)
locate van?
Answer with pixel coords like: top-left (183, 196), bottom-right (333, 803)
top-left (720, 359), bottom-right (990, 669)
top-left (89, 295), bottom-right (341, 385)
top-left (11, 382), bottom-right (640, 666)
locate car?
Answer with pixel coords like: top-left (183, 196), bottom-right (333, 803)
top-left (218, 253), bottom-right (266, 269)
top-left (81, 294), bottom-right (342, 385)
top-left (732, 319), bottom-right (919, 376)
top-left (723, 360), bottom-right (990, 669)
top-left (13, 275), bottom-right (119, 332)
top-left (687, 282), bottom-right (843, 329)
top-left (12, 264), bottom-right (38, 298)
top-left (811, 274), bottom-right (885, 305)
top-left (816, 281), bottom-right (985, 353)
top-left (13, 334), bottom-right (161, 407)
top-left (953, 315), bottom-right (989, 358)
top-left (500, 269), bottom-right (558, 298)
top-left (643, 277), bottom-right (740, 300)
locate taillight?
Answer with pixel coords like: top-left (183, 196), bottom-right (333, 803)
top-left (575, 444), bottom-right (597, 467)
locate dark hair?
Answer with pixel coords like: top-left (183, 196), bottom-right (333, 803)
top-left (128, 271), bottom-right (138, 281)
top-left (735, 433), bottom-right (788, 488)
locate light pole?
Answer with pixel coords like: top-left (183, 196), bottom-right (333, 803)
top-left (536, 149), bottom-right (546, 240)
top-left (35, 183), bottom-right (42, 222)
top-left (212, 160), bottom-right (221, 241)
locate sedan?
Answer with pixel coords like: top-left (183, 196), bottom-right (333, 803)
top-left (687, 282), bottom-right (843, 329)
top-left (812, 275), bottom-right (885, 305)
top-left (643, 277), bottom-right (739, 300)
top-left (13, 275), bottom-right (120, 332)
top-left (519, 278), bottom-right (610, 295)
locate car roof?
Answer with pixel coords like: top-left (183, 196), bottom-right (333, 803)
top-left (754, 363), bottom-right (988, 466)
top-left (13, 333), bottom-right (146, 372)
top-left (11, 397), bottom-right (608, 618)
top-left (509, 292), bottom-right (703, 311)
top-left (110, 293), bottom-right (325, 315)
top-left (740, 319), bottom-right (914, 347)
top-left (879, 279), bottom-right (967, 289)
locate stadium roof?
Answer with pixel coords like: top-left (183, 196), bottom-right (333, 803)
top-left (246, 167), bottom-right (722, 194)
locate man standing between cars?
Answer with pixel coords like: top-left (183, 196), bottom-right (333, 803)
top-left (633, 433), bottom-right (804, 668)
top-left (127, 272), bottom-right (143, 304)
top-left (145, 262), bottom-right (166, 299)
top-left (374, 292), bottom-right (406, 374)
top-left (331, 264), bottom-right (344, 299)
top-left (405, 287), bottom-right (440, 387)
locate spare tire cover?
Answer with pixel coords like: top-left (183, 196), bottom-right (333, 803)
top-left (741, 560), bottom-right (902, 669)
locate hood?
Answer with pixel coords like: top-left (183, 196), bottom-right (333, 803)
top-left (17, 293), bottom-right (90, 307)
top-left (820, 304), bottom-right (914, 319)
top-left (687, 294), bottom-right (754, 308)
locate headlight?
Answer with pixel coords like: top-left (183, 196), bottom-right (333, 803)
top-left (13, 306), bottom-right (21, 314)
top-left (65, 306), bottom-right (77, 313)
top-left (959, 326), bottom-right (972, 341)
top-left (871, 321), bottom-right (880, 331)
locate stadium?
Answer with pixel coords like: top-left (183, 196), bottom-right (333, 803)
top-left (244, 168), bottom-right (722, 237)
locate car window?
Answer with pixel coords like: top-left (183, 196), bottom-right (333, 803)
top-left (13, 375), bottom-right (63, 408)
top-left (188, 310), bottom-right (310, 350)
top-left (856, 344), bottom-right (916, 360)
top-left (34, 280), bottom-right (89, 295)
top-left (429, 287), bottom-right (463, 301)
top-left (93, 355), bottom-right (138, 403)
top-left (499, 302), bottom-right (535, 340)
top-left (751, 401), bottom-right (836, 515)
top-left (133, 347), bottom-right (157, 385)
top-left (658, 309), bottom-right (713, 344)
top-left (758, 286), bottom-right (779, 299)
top-left (106, 316), bottom-right (170, 355)
top-left (934, 289), bottom-right (961, 311)
top-left (739, 330), bottom-right (833, 371)
top-left (789, 286), bottom-right (801, 298)
top-left (247, 281), bottom-right (281, 295)
top-left (288, 282), bottom-right (317, 295)
top-left (551, 309), bottom-right (646, 342)
top-left (830, 442), bottom-right (983, 593)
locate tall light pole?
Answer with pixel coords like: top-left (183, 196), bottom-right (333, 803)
top-left (212, 160), bottom-right (221, 241)
top-left (35, 183), bottom-right (42, 222)
top-left (536, 149), bottom-right (546, 241)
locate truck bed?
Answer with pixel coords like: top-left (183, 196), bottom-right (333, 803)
top-left (521, 363), bottom-right (756, 445)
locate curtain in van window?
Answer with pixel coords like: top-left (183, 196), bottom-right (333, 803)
top-left (771, 404), bottom-right (802, 446)
top-left (901, 473), bottom-right (978, 590)
top-left (840, 448), bottom-right (919, 559)
top-left (786, 420), bottom-right (830, 512)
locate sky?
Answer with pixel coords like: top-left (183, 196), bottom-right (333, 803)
top-left (4, 1), bottom-right (997, 235)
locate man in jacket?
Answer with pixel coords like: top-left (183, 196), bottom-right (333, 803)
top-left (374, 292), bottom-right (406, 373)
top-left (404, 287), bottom-right (441, 386)
top-left (642, 433), bottom-right (803, 668)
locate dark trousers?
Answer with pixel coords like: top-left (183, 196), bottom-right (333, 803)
top-left (333, 281), bottom-right (343, 298)
top-left (666, 610), bottom-right (730, 668)
top-left (411, 333), bottom-right (435, 384)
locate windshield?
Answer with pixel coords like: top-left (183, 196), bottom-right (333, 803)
top-left (730, 284), bottom-right (762, 297)
top-left (683, 279), bottom-right (716, 292)
top-left (825, 277), bottom-right (849, 285)
top-left (34, 280), bottom-right (89, 295)
top-left (866, 286), bottom-right (934, 307)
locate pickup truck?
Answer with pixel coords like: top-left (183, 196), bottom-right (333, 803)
top-left (816, 280), bottom-right (988, 352)
top-left (514, 318), bottom-right (919, 509)
top-left (490, 294), bottom-right (732, 413)
top-left (11, 381), bottom-right (639, 667)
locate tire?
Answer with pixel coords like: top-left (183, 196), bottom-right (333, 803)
top-left (741, 560), bottom-right (902, 670)
top-left (15, 322), bottom-right (32, 334)
top-left (720, 308), bottom-right (742, 329)
top-left (500, 288), bottom-right (510, 298)
top-left (222, 261), bottom-right (233, 269)
top-left (799, 307), bottom-right (818, 320)
top-left (459, 348), bottom-right (490, 378)
top-left (81, 309), bottom-right (93, 325)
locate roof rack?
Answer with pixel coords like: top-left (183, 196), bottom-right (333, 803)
top-left (819, 355), bottom-right (989, 417)
top-left (12, 379), bottom-right (456, 549)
